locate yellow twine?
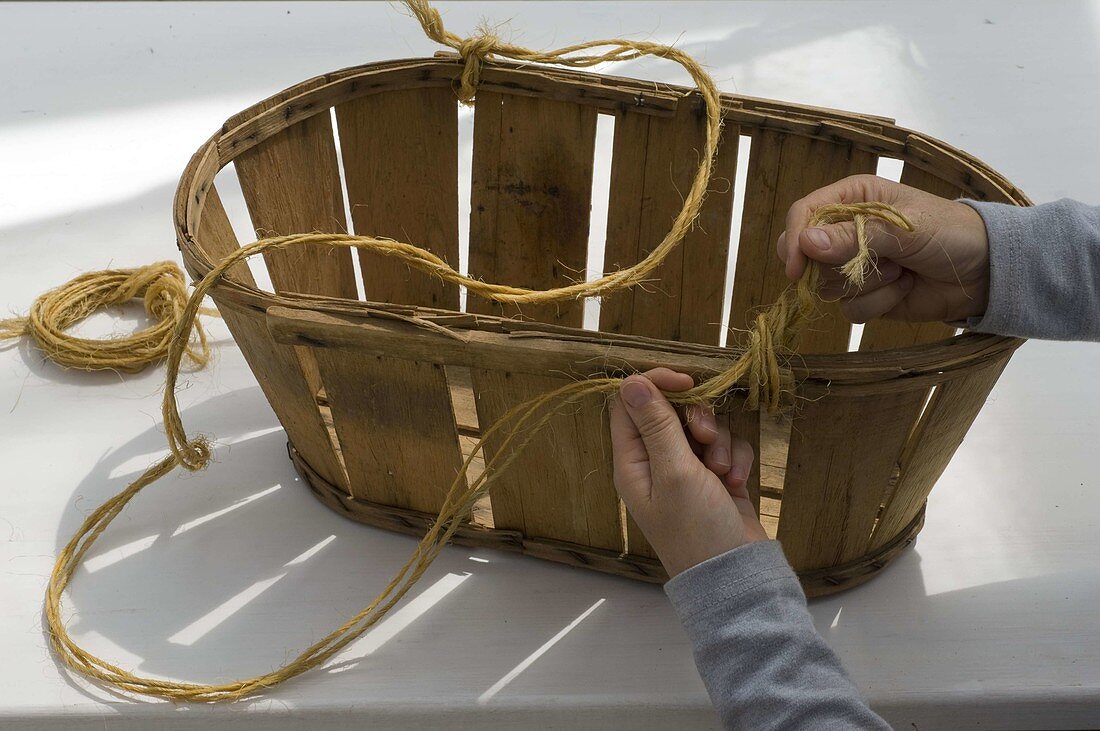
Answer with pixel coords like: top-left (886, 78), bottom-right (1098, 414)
top-left (0, 262), bottom-right (215, 372)
top-left (38, 0), bottom-right (914, 702)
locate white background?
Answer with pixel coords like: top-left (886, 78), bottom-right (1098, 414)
top-left (1, 2), bottom-right (1098, 729)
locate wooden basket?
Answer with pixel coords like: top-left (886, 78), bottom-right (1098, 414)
top-left (175, 56), bottom-right (1027, 597)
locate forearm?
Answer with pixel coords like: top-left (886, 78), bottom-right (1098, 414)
top-left (664, 541), bottom-right (890, 731)
top-left (963, 198), bottom-right (1100, 341)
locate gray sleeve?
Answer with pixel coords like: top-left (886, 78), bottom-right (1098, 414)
top-left (664, 541), bottom-right (890, 731)
top-left (961, 198), bottom-right (1100, 340)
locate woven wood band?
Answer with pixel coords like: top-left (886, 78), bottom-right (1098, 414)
top-left (289, 442), bottom-right (927, 597)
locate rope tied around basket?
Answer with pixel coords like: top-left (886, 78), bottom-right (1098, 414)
top-left (36, 0), bottom-right (917, 703)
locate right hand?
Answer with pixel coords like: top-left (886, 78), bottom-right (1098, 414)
top-left (609, 368), bottom-right (768, 578)
top-left (777, 174), bottom-right (991, 324)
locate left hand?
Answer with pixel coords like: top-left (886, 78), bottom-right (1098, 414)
top-left (609, 368), bottom-right (769, 578)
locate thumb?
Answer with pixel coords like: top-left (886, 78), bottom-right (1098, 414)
top-left (799, 219), bottom-right (911, 269)
top-left (618, 376), bottom-right (695, 469)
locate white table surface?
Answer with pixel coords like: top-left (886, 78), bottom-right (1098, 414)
top-left (2, 2), bottom-right (1099, 729)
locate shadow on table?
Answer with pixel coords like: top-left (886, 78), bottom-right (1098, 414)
top-left (48, 384), bottom-right (686, 710)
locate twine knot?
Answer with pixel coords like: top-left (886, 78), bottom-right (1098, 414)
top-left (456, 32), bottom-right (497, 103)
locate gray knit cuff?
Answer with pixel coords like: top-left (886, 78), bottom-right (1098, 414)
top-left (664, 540), bottom-right (801, 622)
top-left (960, 198), bottom-right (1099, 340)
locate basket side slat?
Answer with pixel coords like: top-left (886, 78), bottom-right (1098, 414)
top-left (198, 201), bottom-right (349, 492)
top-left (196, 185), bottom-right (256, 287)
top-left (858, 164), bottom-right (962, 352)
top-left (334, 87), bottom-right (461, 309)
top-left (729, 130), bottom-right (877, 353)
top-left (599, 101), bottom-right (739, 345)
top-left (468, 92), bottom-right (597, 326)
top-left (471, 370), bottom-right (622, 552)
top-left (234, 109), bottom-right (358, 299)
top-left (776, 386), bottom-right (928, 570)
top-left (312, 350), bottom-right (464, 513)
top-left (870, 355), bottom-right (1011, 550)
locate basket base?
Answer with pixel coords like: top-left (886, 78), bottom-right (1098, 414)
top-left (288, 442), bottom-right (925, 598)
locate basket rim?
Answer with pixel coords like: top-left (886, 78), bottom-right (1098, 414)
top-left (173, 56), bottom-right (1026, 384)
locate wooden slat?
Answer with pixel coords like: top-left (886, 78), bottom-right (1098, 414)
top-left (335, 87), bottom-right (460, 309)
top-left (195, 185), bottom-right (256, 287)
top-left (729, 130), bottom-right (877, 353)
top-left (624, 510), bottom-right (657, 559)
top-left (776, 386), bottom-right (928, 570)
top-left (870, 356), bottom-right (1010, 549)
top-left (599, 101), bottom-right (739, 345)
top-left (471, 370), bottom-right (622, 551)
top-left (268, 306), bottom-right (1018, 390)
top-left (312, 349), bottom-right (464, 513)
top-left (199, 190), bottom-right (348, 492)
top-left (234, 109), bottom-right (357, 299)
top-left (468, 92), bottom-right (597, 326)
top-left (859, 163), bottom-right (962, 352)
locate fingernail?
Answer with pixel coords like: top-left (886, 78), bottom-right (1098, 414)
top-left (899, 273), bottom-right (915, 292)
top-left (712, 446), bottom-right (731, 468)
top-left (730, 465), bottom-right (749, 482)
top-left (621, 380), bottom-right (652, 408)
top-left (804, 227), bottom-right (831, 252)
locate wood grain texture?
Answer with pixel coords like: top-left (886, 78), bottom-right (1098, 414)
top-left (471, 369), bottom-right (622, 551)
top-left (312, 349), bottom-right (463, 512)
top-left (870, 355), bottom-right (1011, 549)
top-left (468, 92), bottom-right (597, 326)
top-left (234, 108), bottom-right (357, 299)
top-left (777, 386), bottom-right (928, 570)
top-left (195, 185), bottom-right (256, 287)
top-left (599, 100), bottom-right (739, 345)
top-left (858, 163), bottom-right (962, 352)
top-left (335, 87), bottom-right (460, 309)
top-left (729, 130), bottom-right (877, 353)
top-left (198, 192), bottom-right (348, 492)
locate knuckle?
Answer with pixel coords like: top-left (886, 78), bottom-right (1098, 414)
top-left (841, 300), bottom-right (869, 324)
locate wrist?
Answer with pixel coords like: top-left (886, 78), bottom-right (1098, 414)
top-left (657, 529), bottom-right (768, 578)
top-left (953, 200), bottom-right (992, 320)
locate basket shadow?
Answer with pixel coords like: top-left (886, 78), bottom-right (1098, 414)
top-left (49, 384), bottom-right (678, 708)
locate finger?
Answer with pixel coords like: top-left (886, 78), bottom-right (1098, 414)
top-left (723, 437), bottom-right (755, 493)
top-left (639, 368), bottom-right (717, 446)
top-left (840, 273), bottom-right (916, 323)
top-left (608, 394), bottom-right (651, 503)
top-left (783, 174), bottom-right (898, 281)
top-left (817, 260), bottom-right (902, 300)
top-left (618, 375), bottom-right (696, 476)
top-left (685, 403), bottom-right (718, 445)
top-left (702, 423), bottom-right (733, 476)
top-left (640, 367), bottom-right (694, 393)
top-left (797, 219), bottom-right (910, 274)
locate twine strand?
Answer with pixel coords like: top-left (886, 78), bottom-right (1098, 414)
top-left (0, 262), bottom-right (215, 372)
top-left (38, 0), bottom-right (914, 703)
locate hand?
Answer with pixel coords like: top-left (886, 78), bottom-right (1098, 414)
top-left (609, 368), bottom-right (768, 578)
top-left (777, 174), bottom-right (991, 323)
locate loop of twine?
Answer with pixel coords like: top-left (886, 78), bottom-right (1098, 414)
top-left (0, 262), bottom-right (214, 372)
top-left (40, 0), bottom-right (913, 703)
